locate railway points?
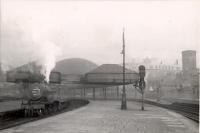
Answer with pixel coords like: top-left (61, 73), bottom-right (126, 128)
top-left (0, 100), bottom-right (198, 133)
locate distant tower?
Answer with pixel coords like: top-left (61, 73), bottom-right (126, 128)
top-left (182, 50), bottom-right (197, 86)
top-left (0, 39), bottom-right (1, 75)
top-left (182, 50), bottom-right (196, 72)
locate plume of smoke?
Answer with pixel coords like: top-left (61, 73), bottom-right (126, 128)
top-left (1, 21), bottom-right (61, 83)
top-left (35, 41), bottom-right (61, 83)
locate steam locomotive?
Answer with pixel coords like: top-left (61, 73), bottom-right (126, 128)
top-left (6, 71), bottom-right (62, 117)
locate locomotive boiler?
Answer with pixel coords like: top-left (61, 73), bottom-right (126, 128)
top-left (6, 71), bottom-right (62, 117)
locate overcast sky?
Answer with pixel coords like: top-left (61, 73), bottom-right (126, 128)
top-left (1, 0), bottom-right (199, 69)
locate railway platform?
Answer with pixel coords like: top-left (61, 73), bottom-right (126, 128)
top-left (1, 100), bottom-right (199, 133)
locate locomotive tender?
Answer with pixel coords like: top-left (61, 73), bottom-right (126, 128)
top-left (6, 71), bottom-right (62, 117)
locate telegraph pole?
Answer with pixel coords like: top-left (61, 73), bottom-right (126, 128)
top-left (139, 65), bottom-right (146, 111)
top-left (121, 28), bottom-right (127, 110)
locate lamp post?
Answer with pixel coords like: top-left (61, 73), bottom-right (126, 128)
top-left (139, 65), bottom-right (145, 111)
top-left (121, 28), bottom-right (127, 110)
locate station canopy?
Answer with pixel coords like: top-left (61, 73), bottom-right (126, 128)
top-left (83, 64), bottom-right (139, 85)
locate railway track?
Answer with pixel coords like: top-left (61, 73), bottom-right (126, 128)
top-left (143, 99), bottom-right (199, 122)
top-left (0, 99), bottom-right (89, 130)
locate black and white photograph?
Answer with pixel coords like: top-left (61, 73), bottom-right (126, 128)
top-left (0, 0), bottom-right (199, 133)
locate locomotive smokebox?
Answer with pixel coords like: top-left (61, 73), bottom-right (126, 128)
top-left (22, 83), bottom-right (46, 101)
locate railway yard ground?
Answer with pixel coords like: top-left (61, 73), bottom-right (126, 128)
top-left (1, 100), bottom-right (198, 133)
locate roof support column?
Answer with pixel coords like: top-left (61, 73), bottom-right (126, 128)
top-left (93, 88), bottom-right (95, 100)
top-left (83, 88), bottom-right (86, 99)
top-left (105, 88), bottom-right (107, 99)
top-left (117, 86), bottom-right (119, 99)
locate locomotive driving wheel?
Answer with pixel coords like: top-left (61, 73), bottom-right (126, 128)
top-left (44, 105), bottom-right (49, 115)
top-left (52, 103), bottom-right (58, 112)
top-left (24, 109), bottom-right (28, 117)
top-left (36, 109), bottom-right (43, 116)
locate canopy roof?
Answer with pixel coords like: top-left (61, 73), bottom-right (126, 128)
top-left (86, 64), bottom-right (136, 74)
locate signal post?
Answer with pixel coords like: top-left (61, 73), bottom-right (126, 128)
top-left (138, 65), bottom-right (146, 111)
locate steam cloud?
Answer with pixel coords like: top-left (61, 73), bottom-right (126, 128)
top-left (1, 21), bottom-right (61, 82)
top-left (35, 41), bottom-right (61, 83)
